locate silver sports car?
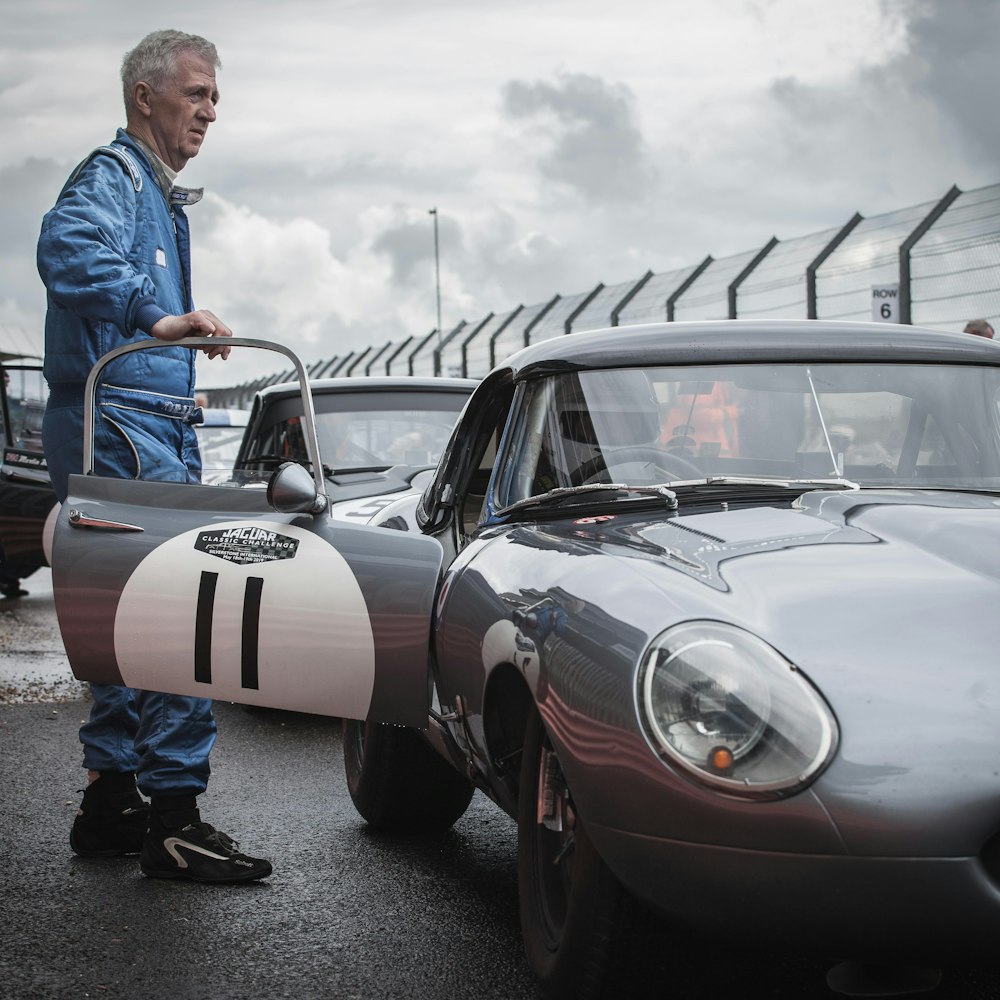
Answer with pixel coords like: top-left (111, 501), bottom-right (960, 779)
top-left (52, 323), bottom-right (1000, 998)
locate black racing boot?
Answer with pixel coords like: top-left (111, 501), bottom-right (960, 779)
top-left (140, 795), bottom-right (272, 884)
top-left (70, 771), bottom-right (149, 857)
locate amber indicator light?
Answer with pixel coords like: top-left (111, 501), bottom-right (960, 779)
top-left (708, 746), bottom-right (734, 773)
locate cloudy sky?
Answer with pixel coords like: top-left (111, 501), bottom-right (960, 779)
top-left (2, 0), bottom-right (997, 387)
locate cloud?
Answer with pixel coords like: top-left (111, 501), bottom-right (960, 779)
top-left (901, 0), bottom-right (1000, 164)
top-left (0, 301), bottom-right (44, 359)
top-left (753, 0), bottom-right (1000, 216)
top-left (6, 0), bottom-right (996, 393)
top-left (466, 223), bottom-right (567, 306)
top-left (192, 196), bottom-right (465, 387)
top-left (192, 193), bottom-right (589, 389)
top-left (192, 195), bottom-right (355, 385)
top-left (501, 71), bottom-right (657, 203)
top-left (371, 209), bottom-right (463, 288)
top-left (0, 157), bottom-right (69, 347)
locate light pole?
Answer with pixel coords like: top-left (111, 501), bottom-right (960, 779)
top-left (429, 207), bottom-right (442, 348)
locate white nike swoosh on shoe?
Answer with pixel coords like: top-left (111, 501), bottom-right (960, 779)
top-left (163, 836), bottom-right (230, 869)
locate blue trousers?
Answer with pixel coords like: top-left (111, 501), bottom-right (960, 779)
top-left (45, 385), bottom-right (214, 795)
top-left (82, 685), bottom-right (216, 795)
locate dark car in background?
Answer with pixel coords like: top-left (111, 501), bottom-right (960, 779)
top-left (49, 324), bottom-right (1000, 998)
top-left (0, 362), bottom-right (57, 592)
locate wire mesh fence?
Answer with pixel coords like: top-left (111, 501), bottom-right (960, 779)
top-left (212, 181), bottom-right (1000, 407)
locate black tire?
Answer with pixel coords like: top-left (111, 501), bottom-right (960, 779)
top-left (517, 705), bottom-right (625, 999)
top-left (342, 718), bottom-right (474, 833)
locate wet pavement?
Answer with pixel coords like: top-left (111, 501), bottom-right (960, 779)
top-left (2, 574), bottom-right (1000, 999)
top-left (0, 573), bottom-right (534, 999)
top-left (0, 569), bottom-right (86, 705)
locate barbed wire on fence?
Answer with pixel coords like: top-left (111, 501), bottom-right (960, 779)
top-left (205, 181), bottom-right (1000, 408)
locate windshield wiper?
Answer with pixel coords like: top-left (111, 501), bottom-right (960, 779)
top-left (661, 475), bottom-right (861, 492)
top-left (500, 476), bottom-right (860, 518)
top-left (501, 483), bottom-right (679, 515)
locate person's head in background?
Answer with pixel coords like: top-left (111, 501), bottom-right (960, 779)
top-left (963, 319), bottom-right (995, 339)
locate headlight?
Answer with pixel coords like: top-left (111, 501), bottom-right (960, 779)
top-left (637, 621), bottom-right (837, 798)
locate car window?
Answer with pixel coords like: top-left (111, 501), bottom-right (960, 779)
top-left (461, 409), bottom-right (508, 538)
top-left (1, 366), bottom-right (47, 452)
top-left (496, 363), bottom-right (1000, 505)
top-left (423, 378), bottom-right (514, 544)
top-left (195, 424), bottom-right (248, 484)
top-left (239, 391), bottom-right (469, 480)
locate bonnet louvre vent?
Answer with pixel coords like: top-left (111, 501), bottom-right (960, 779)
top-left (667, 522), bottom-right (726, 545)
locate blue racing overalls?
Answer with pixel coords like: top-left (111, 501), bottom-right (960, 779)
top-left (38, 130), bottom-right (215, 796)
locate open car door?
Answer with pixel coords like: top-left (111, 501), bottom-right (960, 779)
top-left (51, 339), bottom-right (441, 727)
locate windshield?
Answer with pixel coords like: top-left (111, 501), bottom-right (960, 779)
top-left (195, 422), bottom-right (248, 484)
top-left (495, 363), bottom-right (1000, 506)
top-left (1, 365), bottom-right (47, 452)
top-left (239, 389), bottom-right (470, 480)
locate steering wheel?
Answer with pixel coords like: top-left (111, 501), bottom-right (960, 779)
top-left (575, 445), bottom-right (702, 485)
top-left (331, 440), bottom-right (384, 467)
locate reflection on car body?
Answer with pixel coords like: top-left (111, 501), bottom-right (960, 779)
top-left (50, 322), bottom-right (1000, 998)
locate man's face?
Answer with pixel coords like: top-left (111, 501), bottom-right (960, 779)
top-left (144, 51), bottom-right (219, 171)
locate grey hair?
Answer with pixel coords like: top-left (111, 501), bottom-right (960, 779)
top-left (121, 30), bottom-right (220, 112)
top-left (963, 318), bottom-right (995, 338)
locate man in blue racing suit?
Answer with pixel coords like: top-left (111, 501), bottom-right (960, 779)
top-left (37, 29), bottom-right (271, 883)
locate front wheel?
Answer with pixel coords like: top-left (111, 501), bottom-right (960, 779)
top-left (517, 706), bottom-right (625, 999)
top-left (342, 718), bottom-right (474, 833)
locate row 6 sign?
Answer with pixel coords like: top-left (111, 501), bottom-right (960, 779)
top-left (872, 283), bottom-right (900, 323)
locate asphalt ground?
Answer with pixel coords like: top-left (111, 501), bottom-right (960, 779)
top-left (2, 573), bottom-right (1000, 999)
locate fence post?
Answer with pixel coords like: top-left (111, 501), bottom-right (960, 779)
top-left (432, 320), bottom-right (468, 376)
top-left (611, 270), bottom-right (653, 327)
top-left (345, 346), bottom-right (372, 376)
top-left (459, 312), bottom-right (494, 377)
top-left (728, 237), bottom-right (778, 319)
top-left (899, 185), bottom-right (962, 325)
top-left (407, 330), bottom-right (439, 376)
top-left (364, 341), bottom-right (393, 376)
top-left (565, 282), bottom-right (605, 335)
top-left (806, 212), bottom-right (863, 319)
top-left (384, 337), bottom-right (414, 376)
top-left (524, 294), bottom-right (561, 347)
top-left (667, 255), bottom-right (713, 321)
top-left (489, 305), bottom-right (524, 369)
top-left (329, 353), bottom-right (356, 377)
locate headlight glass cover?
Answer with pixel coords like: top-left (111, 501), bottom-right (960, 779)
top-left (637, 621), bottom-right (837, 798)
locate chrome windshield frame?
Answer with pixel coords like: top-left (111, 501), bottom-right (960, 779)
top-left (82, 337), bottom-right (328, 506)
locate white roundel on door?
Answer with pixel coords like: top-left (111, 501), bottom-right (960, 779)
top-left (42, 501), bottom-right (61, 567)
top-left (113, 520), bottom-right (376, 719)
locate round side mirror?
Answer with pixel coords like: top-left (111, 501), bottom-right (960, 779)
top-left (266, 461), bottom-right (328, 514)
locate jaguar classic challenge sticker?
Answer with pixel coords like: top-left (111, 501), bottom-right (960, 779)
top-left (194, 525), bottom-right (299, 565)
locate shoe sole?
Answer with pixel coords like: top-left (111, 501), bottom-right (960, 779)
top-left (140, 864), bottom-right (272, 884)
top-left (70, 832), bottom-right (142, 858)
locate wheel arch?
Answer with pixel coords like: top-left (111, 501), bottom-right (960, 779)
top-left (481, 662), bottom-right (534, 816)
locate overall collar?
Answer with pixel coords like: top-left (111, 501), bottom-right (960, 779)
top-left (122, 130), bottom-right (204, 208)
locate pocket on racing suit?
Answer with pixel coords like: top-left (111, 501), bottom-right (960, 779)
top-left (96, 383), bottom-right (203, 484)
